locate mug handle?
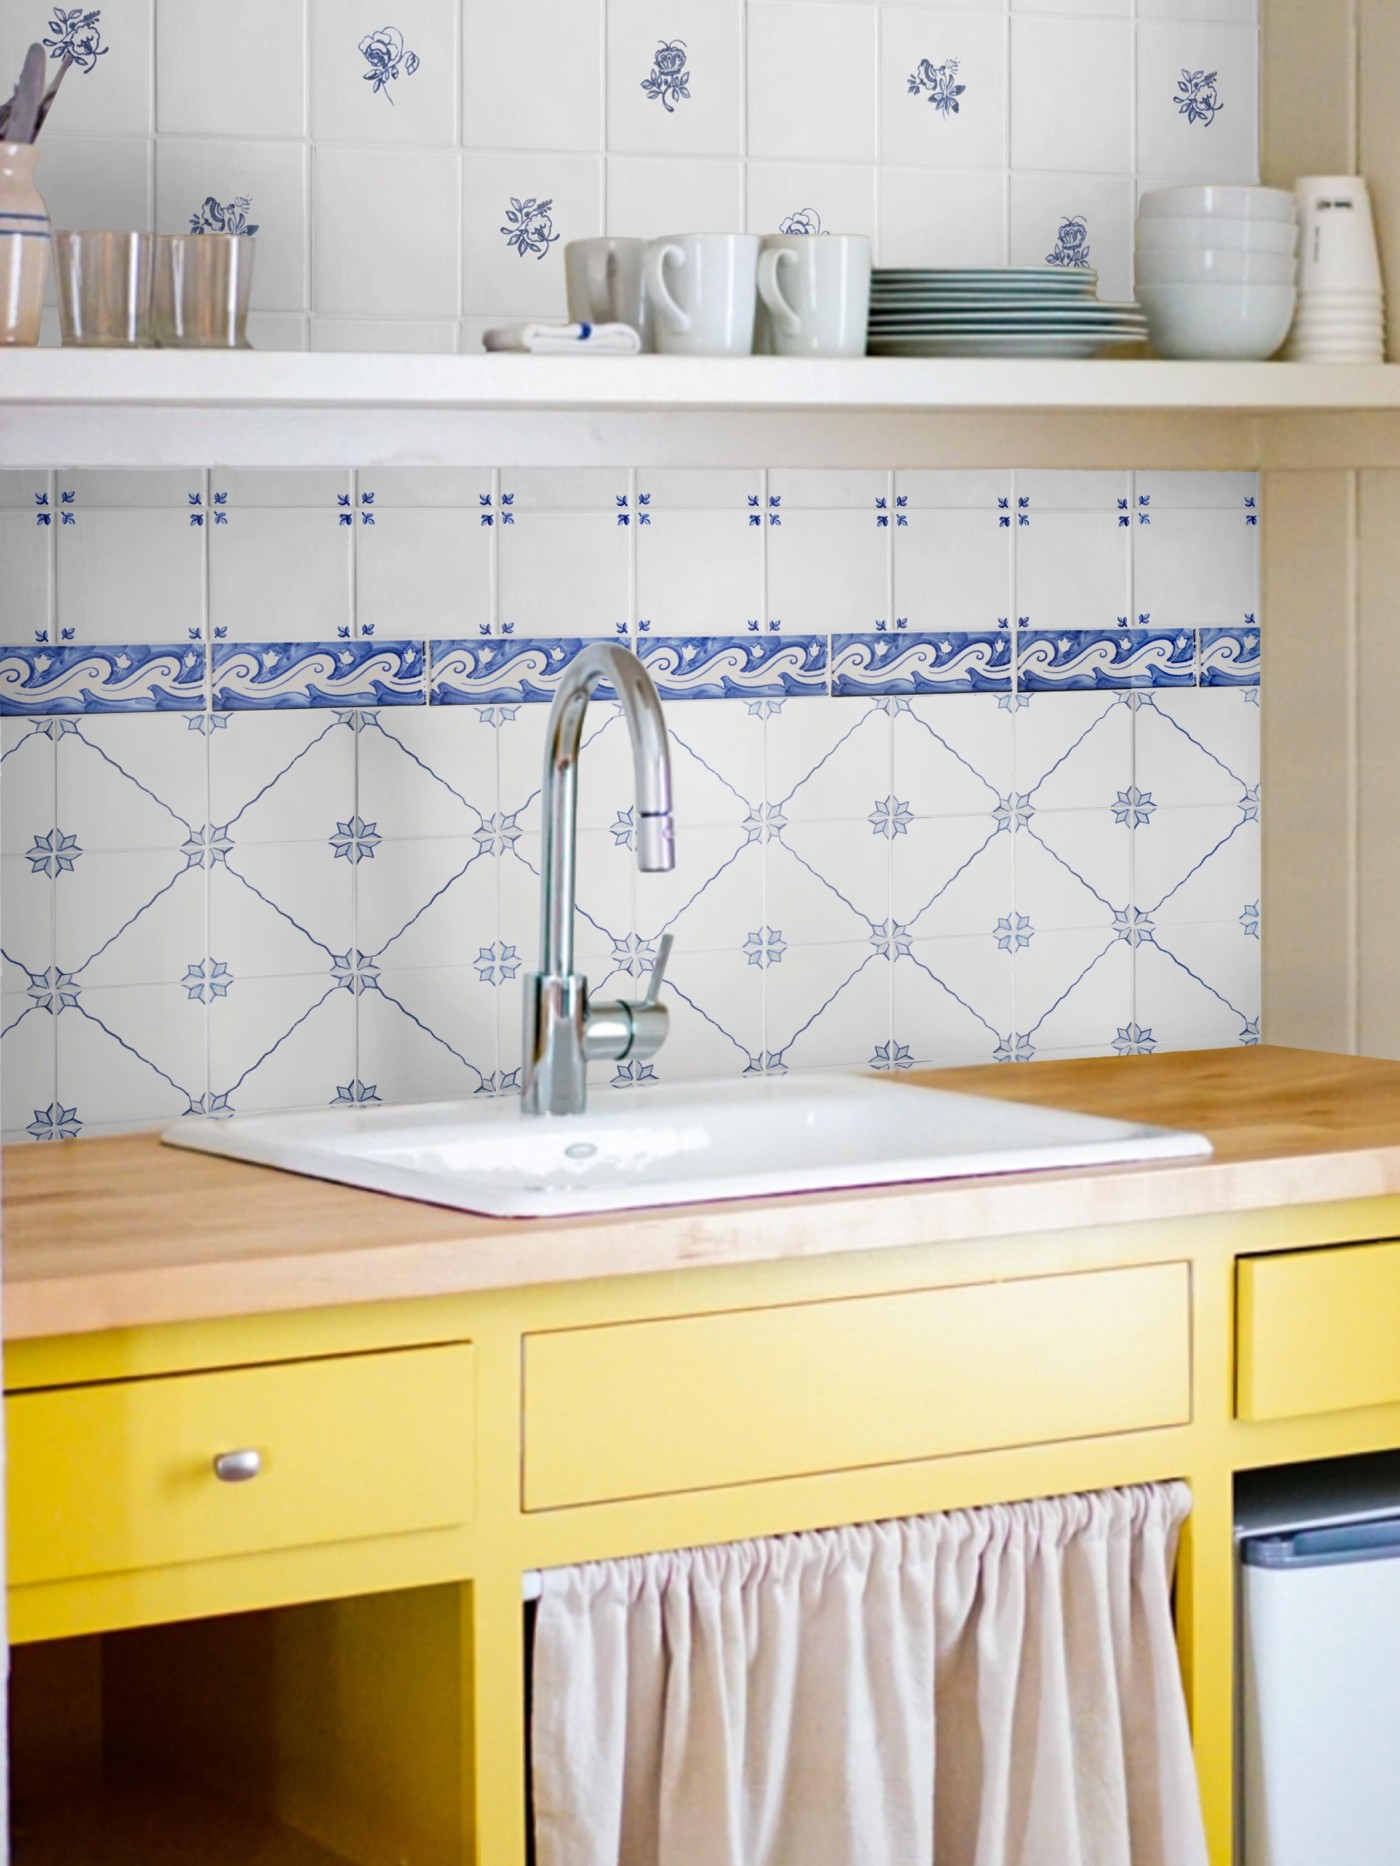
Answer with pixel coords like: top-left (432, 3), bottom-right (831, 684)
top-left (644, 242), bottom-right (690, 335)
top-left (584, 243), bottom-right (614, 322)
top-left (757, 247), bottom-right (801, 339)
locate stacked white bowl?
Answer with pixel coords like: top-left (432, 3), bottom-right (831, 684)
top-left (1135, 185), bottom-right (1298, 360)
top-left (1285, 175), bottom-right (1385, 364)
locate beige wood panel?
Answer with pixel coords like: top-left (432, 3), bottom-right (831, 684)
top-left (1358, 471), bottom-right (1400, 1056)
top-left (1262, 473), bottom-right (1358, 1051)
top-left (1360, 0), bottom-right (1400, 361)
top-left (1263, 0), bottom-right (1356, 188)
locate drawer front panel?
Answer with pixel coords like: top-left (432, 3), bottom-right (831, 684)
top-left (1238, 1241), bottom-right (1400, 1421)
top-left (524, 1264), bottom-right (1190, 1510)
top-left (8, 1343), bottom-right (474, 1586)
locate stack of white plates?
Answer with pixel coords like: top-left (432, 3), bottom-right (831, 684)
top-left (867, 268), bottom-right (1148, 358)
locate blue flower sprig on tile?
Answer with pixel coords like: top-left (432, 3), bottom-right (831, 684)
top-left (642, 40), bottom-right (690, 112)
top-left (360, 27), bottom-right (420, 103)
top-left (43, 8), bottom-right (106, 73)
top-left (1175, 68), bottom-right (1223, 127)
top-left (500, 197), bottom-right (559, 261)
top-left (1046, 216), bottom-right (1091, 269)
top-left (779, 208), bottom-right (825, 236)
top-left (907, 56), bottom-right (964, 115)
top-left (191, 195), bottom-right (258, 236)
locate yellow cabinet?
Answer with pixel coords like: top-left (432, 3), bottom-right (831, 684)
top-left (523, 1263), bottom-right (1191, 1509)
top-left (1237, 1239), bottom-right (1400, 1422)
top-left (8, 1343), bottom-right (475, 1586)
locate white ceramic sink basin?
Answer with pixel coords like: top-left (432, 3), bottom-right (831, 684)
top-left (164, 1073), bottom-right (1211, 1219)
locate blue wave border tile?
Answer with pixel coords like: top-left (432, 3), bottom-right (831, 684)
top-left (0, 643), bottom-right (207, 714)
top-left (213, 640), bottom-right (426, 709)
top-left (831, 632), bottom-right (1011, 696)
top-left (637, 635), bottom-right (828, 700)
top-left (1200, 626), bottom-right (1261, 687)
top-left (1018, 629), bottom-right (1196, 692)
top-left (431, 637), bottom-right (596, 704)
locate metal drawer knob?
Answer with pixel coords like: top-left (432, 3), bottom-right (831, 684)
top-left (212, 1448), bottom-right (262, 1484)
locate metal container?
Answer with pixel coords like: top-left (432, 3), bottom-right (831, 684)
top-left (152, 233), bottom-right (254, 348)
top-left (54, 229), bottom-right (151, 347)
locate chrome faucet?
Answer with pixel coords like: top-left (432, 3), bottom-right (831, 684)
top-left (521, 643), bottom-right (676, 1117)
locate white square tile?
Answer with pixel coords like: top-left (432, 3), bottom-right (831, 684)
top-left (315, 147), bottom-right (461, 318)
top-left (1, 854), bottom-right (53, 992)
top-left (208, 858), bottom-right (344, 980)
top-left (1014, 0), bottom-right (1129, 13)
top-left (664, 700), bottom-right (765, 823)
top-left (356, 506), bottom-right (491, 639)
top-left (1136, 22), bottom-right (1260, 182)
top-left (1139, 0), bottom-right (1255, 18)
top-left (360, 967), bottom-right (498, 1101)
top-left (1016, 692), bottom-right (1132, 805)
top-left (1134, 506), bottom-right (1258, 629)
top-left (770, 818), bottom-right (890, 937)
top-left (1016, 930), bottom-right (1131, 1052)
top-left (1, 721), bottom-right (56, 859)
top-left (213, 470), bottom-right (348, 508)
top-left (157, 0), bottom-right (306, 137)
top-left (1135, 924), bottom-right (1257, 1048)
top-left (368, 843), bottom-right (497, 973)
top-left (745, 164), bottom-right (877, 241)
top-left (463, 152), bottom-right (602, 317)
top-left (768, 510), bottom-right (889, 634)
top-left (2, 998), bottom-right (56, 1140)
top-left (59, 982), bottom-right (205, 1127)
top-left (247, 312), bottom-right (310, 351)
top-left (155, 140), bottom-right (309, 313)
top-left (641, 826), bottom-right (761, 947)
top-left (210, 713), bottom-right (355, 843)
top-left (879, 9), bottom-right (1008, 172)
top-left (654, 947), bottom-right (762, 1078)
top-left (636, 511), bottom-right (762, 636)
top-left (1, 0), bottom-right (153, 137)
top-left (893, 696), bottom-right (1011, 812)
top-left (1018, 469), bottom-right (1130, 509)
top-left (1010, 15), bottom-right (1132, 174)
top-left (59, 851), bottom-right (202, 984)
top-left (57, 509), bottom-right (204, 642)
top-left (1133, 803), bottom-right (1253, 920)
top-left (892, 938), bottom-right (1009, 1064)
top-left (605, 157), bottom-right (742, 239)
top-left (878, 167), bottom-right (1006, 268)
top-left (1025, 806), bottom-right (1131, 914)
top-left (29, 134), bottom-right (150, 242)
top-left (357, 709), bottom-right (496, 839)
top-left (894, 510), bottom-right (1011, 629)
top-left (69, 468), bottom-right (203, 507)
top-left (311, 318), bottom-right (459, 352)
top-left (748, 3), bottom-right (877, 164)
top-left (58, 715), bottom-right (206, 849)
top-left (310, 0), bottom-right (458, 147)
top-left (0, 511), bottom-right (52, 642)
top-left (767, 942), bottom-right (890, 1069)
top-left (464, 0), bottom-right (604, 152)
top-left (498, 513), bottom-right (628, 637)
top-left (1135, 470), bottom-right (1258, 509)
top-left (609, 0), bottom-right (742, 157)
top-left (896, 470), bottom-right (1009, 511)
top-left (767, 700), bottom-right (890, 819)
top-left (209, 975), bottom-right (355, 1114)
top-left (1017, 510), bottom-right (1131, 632)
top-left (893, 813), bottom-right (1011, 934)
top-left (209, 510), bottom-right (353, 642)
top-left (1008, 171), bottom-right (1135, 303)
top-left (1136, 688), bottom-right (1259, 799)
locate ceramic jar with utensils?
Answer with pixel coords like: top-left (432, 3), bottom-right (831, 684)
top-left (1286, 176), bottom-right (1385, 364)
top-left (756, 233), bottom-right (871, 357)
top-left (0, 138), bottom-right (49, 344)
top-left (1135, 185), bottom-right (1299, 359)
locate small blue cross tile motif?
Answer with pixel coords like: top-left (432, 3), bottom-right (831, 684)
top-left (642, 40), bottom-right (690, 112)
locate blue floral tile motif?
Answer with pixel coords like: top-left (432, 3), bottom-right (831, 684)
top-left (994, 914), bottom-right (1034, 952)
top-left (332, 950), bottom-right (380, 994)
top-left (431, 637), bottom-right (597, 705)
top-left (190, 196), bottom-right (258, 236)
top-left (871, 1040), bottom-right (914, 1071)
top-left (27, 829), bottom-right (81, 877)
top-left (1112, 786), bottom-right (1157, 828)
top-left (743, 928), bottom-right (786, 969)
top-left (330, 815), bottom-right (382, 865)
top-left (831, 633), bottom-right (1011, 696)
top-left (359, 27), bottom-right (419, 103)
top-left (1046, 216), bottom-right (1091, 269)
top-left (1175, 68), bottom-right (1223, 127)
top-left (642, 40), bottom-right (690, 112)
top-left (1113, 1023), bottom-right (1157, 1056)
top-left (0, 644), bottom-right (205, 714)
top-left (182, 958), bottom-right (232, 1002)
top-left (1018, 630), bottom-right (1195, 692)
top-left (333, 1080), bottom-right (382, 1105)
top-left (27, 967), bottom-right (80, 1014)
top-left (637, 636), bottom-right (827, 701)
top-left (28, 1101), bottom-right (81, 1141)
top-left (43, 8), bottom-right (106, 72)
top-left (869, 796), bottom-right (913, 839)
top-left (908, 56), bottom-right (964, 115)
top-left (500, 196), bottom-right (560, 260)
top-left (995, 1033), bottom-right (1035, 1064)
top-left (779, 209), bottom-right (826, 236)
top-left (1199, 627), bottom-right (1260, 687)
top-left (212, 641), bottom-right (424, 709)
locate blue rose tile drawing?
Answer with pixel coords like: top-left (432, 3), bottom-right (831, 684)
top-left (191, 196), bottom-right (259, 236)
top-left (642, 40), bottom-right (690, 112)
top-left (42, 8), bottom-right (106, 72)
top-left (1175, 68), bottom-right (1223, 127)
top-left (1046, 215), bottom-right (1091, 269)
top-left (360, 27), bottom-right (420, 103)
top-left (500, 197), bottom-right (559, 261)
top-left (779, 209), bottom-right (826, 236)
top-left (907, 57), bottom-right (964, 116)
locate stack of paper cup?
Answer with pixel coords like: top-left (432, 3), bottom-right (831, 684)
top-left (1287, 176), bottom-right (1385, 363)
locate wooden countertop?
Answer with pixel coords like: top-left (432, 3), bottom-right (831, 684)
top-left (6, 1046), bottom-right (1400, 1342)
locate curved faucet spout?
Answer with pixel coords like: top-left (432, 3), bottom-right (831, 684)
top-left (525, 644), bottom-right (676, 1117)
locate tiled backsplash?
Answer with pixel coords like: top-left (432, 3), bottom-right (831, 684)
top-left (8, 0), bottom-right (1261, 350)
top-left (0, 469), bottom-right (1261, 1141)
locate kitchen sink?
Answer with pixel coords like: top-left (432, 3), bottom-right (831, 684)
top-left (163, 1073), bottom-right (1212, 1219)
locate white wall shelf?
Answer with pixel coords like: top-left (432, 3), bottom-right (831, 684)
top-left (4, 353), bottom-right (1400, 470)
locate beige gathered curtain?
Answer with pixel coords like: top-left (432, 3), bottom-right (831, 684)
top-left (532, 1482), bottom-right (1208, 1866)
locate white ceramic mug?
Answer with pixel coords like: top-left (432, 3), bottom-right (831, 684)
top-left (1295, 176), bottom-right (1384, 298)
top-left (643, 233), bottom-right (759, 357)
top-left (564, 237), bottom-right (651, 349)
top-left (756, 233), bottom-right (871, 358)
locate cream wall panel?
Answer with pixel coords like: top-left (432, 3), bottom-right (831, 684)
top-left (1262, 0), bottom-right (1356, 189)
top-left (1357, 470), bottom-right (1400, 1057)
top-left (1359, 0), bottom-right (1400, 362)
top-left (1262, 469), bottom-right (1356, 1051)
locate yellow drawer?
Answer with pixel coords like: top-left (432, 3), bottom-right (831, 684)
top-left (1238, 1240), bottom-right (1400, 1421)
top-left (8, 1343), bottom-right (474, 1586)
top-left (523, 1264), bottom-right (1190, 1509)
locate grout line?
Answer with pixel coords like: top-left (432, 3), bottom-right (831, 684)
top-left (349, 465), bottom-right (360, 636)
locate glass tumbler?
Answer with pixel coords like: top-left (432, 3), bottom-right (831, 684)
top-left (54, 230), bottom-right (154, 347)
top-left (153, 233), bottom-right (255, 348)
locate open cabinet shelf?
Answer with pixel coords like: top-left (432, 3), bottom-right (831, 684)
top-left (12, 1779), bottom-right (361, 1866)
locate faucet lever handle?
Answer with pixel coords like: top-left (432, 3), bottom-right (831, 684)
top-left (642, 933), bottom-right (674, 1007)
